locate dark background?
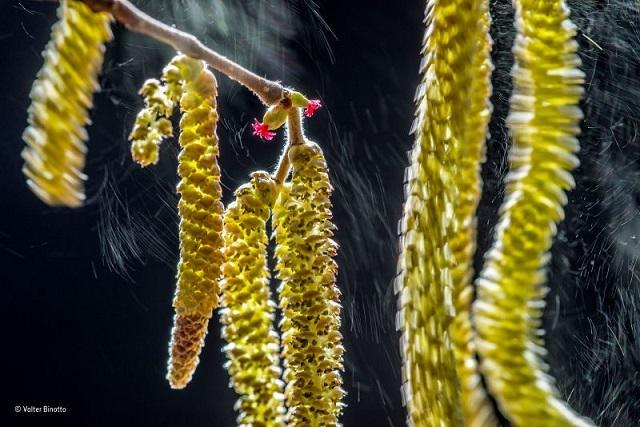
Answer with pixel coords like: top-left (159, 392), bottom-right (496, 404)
top-left (1, 1), bottom-right (639, 426)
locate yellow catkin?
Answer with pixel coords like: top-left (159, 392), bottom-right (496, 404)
top-left (129, 79), bottom-right (174, 167)
top-left (447, 1), bottom-right (498, 426)
top-left (472, 1), bottom-right (593, 425)
top-left (395, 0), bottom-right (488, 424)
top-left (220, 171), bottom-right (286, 427)
top-left (162, 56), bottom-right (225, 389)
top-left (273, 142), bottom-right (344, 426)
top-left (22, 0), bottom-right (112, 207)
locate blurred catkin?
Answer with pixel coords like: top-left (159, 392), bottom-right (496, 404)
top-left (472, 1), bottom-right (593, 425)
top-left (220, 172), bottom-right (286, 427)
top-left (395, 0), bottom-right (489, 424)
top-left (274, 142), bottom-right (344, 426)
top-left (447, 1), bottom-right (498, 426)
top-left (158, 55), bottom-right (225, 389)
top-left (22, 0), bottom-right (112, 207)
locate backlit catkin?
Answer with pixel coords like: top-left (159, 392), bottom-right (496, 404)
top-left (129, 79), bottom-right (174, 167)
top-left (447, 1), bottom-right (498, 426)
top-left (472, 1), bottom-right (593, 425)
top-left (22, 0), bottom-right (112, 207)
top-left (161, 56), bottom-right (225, 389)
top-left (395, 0), bottom-right (484, 424)
top-left (220, 172), bottom-right (286, 427)
top-left (273, 142), bottom-right (344, 426)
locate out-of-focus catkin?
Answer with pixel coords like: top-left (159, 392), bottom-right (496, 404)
top-left (472, 1), bottom-right (593, 426)
top-left (395, 0), bottom-right (487, 424)
top-left (273, 142), bottom-right (344, 426)
top-left (22, 0), bottom-right (112, 207)
top-left (220, 172), bottom-right (286, 427)
top-left (447, 1), bottom-right (498, 426)
top-left (158, 55), bottom-right (225, 389)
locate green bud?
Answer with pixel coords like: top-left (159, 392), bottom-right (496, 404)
top-left (289, 91), bottom-right (310, 108)
top-left (262, 105), bottom-right (288, 130)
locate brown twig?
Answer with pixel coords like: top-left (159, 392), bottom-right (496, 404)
top-left (73, 0), bottom-right (287, 105)
top-left (286, 108), bottom-right (304, 147)
top-left (273, 109), bottom-right (305, 184)
top-left (273, 146), bottom-right (291, 186)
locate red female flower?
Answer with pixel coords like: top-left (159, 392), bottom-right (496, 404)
top-left (304, 99), bottom-right (322, 117)
top-left (251, 118), bottom-right (276, 141)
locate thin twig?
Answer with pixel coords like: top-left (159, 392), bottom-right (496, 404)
top-left (72, 0), bottom-right (287, 105)
top-left (287, 108), bottom-right (304, 147)
top-left (273, 146), bottom-right (291, 186)
top-left (273, 109), bottom-right (304, 184)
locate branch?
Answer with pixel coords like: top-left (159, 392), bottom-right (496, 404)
top-left (75, 0), bottom-right (287, 105)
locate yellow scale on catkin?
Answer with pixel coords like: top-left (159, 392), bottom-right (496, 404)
top-left (22, 0), bottom-right (112, 207)
top-left (220, 172), bottom-right (286, 427)
top-left (395, 0), bottom-right (493, 425)
top-left (143, 55), bottom-right (225, 389)
top-left (273, 142), bottom-right (344, 426)
top-left (472, 1), bottom-right (593, 426)
top-left (129, 78), bottom-right (174, 167)
top-left (446, 1), bottom-right (498, 426)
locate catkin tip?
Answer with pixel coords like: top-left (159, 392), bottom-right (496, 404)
top-left (167, 313), bottom-right (210, 389)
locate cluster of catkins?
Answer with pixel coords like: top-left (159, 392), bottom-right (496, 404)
top-left (21, 1), bottom-right (344, 424)
top-left (21, 0), bottom-right (597, 425)
top-left (396, 0), bottom-right (594, 426)
top-left (129, 56), bottom-right (344, 426)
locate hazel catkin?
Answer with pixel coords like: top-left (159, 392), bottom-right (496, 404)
top-left (220, 171), bottom-right (286, 427)
top-left (273, 142), bottom-right (344, 426)
top-left (472, 1), bottom-right (593, 425)
top-left (22, 0), bottom-right (112, 207)
top-left (395, 0), bottom-right (487, 424)
top-left (129, 78), bottom-right (174, 167)
top-left (159, 55), bottom-right (225, 389)
top-left (446, 0), bottom-right (498, 425)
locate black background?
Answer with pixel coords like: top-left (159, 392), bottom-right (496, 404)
top-left (3, 0), bottom-right (640, 426)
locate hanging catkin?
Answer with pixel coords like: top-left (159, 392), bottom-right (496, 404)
top-left (395, 0), bottom-right (486, 424)
top-left (157, 55), bottom-right (224, 389)
top-left (129, 78), bottom-right (174, 167)
top-left (220, 171), bottom-right (286, 427)
top-left (447, 1), bottom-right (498, 426)
top-left (472, 1), bottom-right (593, 425)
top-left (273, 142), bottom-right (344, 426)
top-left (22, 0), bottom-right (112, 207)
